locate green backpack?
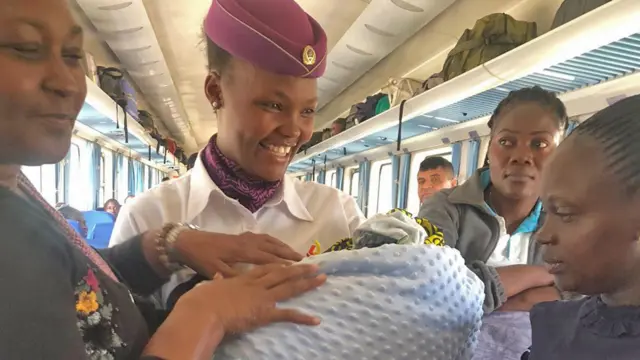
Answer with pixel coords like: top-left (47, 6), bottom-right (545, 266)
top-left (442, 13), bottom-right (537, 81)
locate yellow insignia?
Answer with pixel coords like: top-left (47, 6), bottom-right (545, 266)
top-left (302, 45), bottom-right (316, 66)
top-left (306, 240), bottom-right (322, 256)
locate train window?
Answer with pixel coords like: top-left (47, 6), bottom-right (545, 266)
top-left (41, 164), bottom-right (57, 205)
top-left (58, 160), bottom-right (66, 204)
top-left (349, 170), bottom-right (359, 203)
top-left (67, 141), bottom-right (86, 210)
top-left (406, 148), bottom-right (452, 214)
top-left (143, 165), bottom-right (149, 190)
top-left (102, 150), bottom-right (114, 201)
top-left (99, 153), bottom-right (105, 205)
top-left (376, 163), bottom-right (393, 214)
top-left (22, 166), bottom-right (42, 192)
top-left (327, 169), bottom-right (337, 188)
top-left (368, 160), bottom-right (392, 215)
top-left (118, 159), bottom-right (129, 202)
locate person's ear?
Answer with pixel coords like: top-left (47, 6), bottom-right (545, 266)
top-left (451, 178), bottom-right (458, 187)
top-left (204, 72), bottom-right (224, 109)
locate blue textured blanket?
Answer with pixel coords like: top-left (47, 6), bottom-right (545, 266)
top-left (214, 244), bottom-right (485, 360)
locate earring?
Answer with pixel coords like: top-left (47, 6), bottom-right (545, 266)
top-left (212, 101), bottom-right (220, 110)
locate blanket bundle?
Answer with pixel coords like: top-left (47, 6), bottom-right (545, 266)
top-left (214, 210), bottom-right (485, 360)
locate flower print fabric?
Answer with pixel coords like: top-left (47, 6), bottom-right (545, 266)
top-left (74, 268), bottom-right (124, 360)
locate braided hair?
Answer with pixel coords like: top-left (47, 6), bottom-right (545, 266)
top-left (483, 86), bottom-right (569, 167)
top-left (572, 94), bottom-right (640, 195)
top-left (488, 86), bottom-right (569, 132)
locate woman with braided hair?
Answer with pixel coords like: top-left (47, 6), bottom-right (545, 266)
top-left (523, 94), bottom-right (640, 360)
top-left (419, 86), bottom-right (569, 360)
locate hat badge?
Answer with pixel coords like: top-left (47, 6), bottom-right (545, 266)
top-left (302, 45), bottom-right (316, 66)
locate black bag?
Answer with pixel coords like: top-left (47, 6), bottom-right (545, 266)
top-left (551, 0), bottom-right (611, 29)
top-left (97, 66), bottom-right (130, 142)
top-left (321, 128), bottom-right (331, 141)
top-left (155, 135), bottom-right (167, 155)
top-left (174, 147), bottom-right (185, 163)
top-left (137, 110), bottom-right (156, 133)
top-left (298, 131), bottom-right (323, 153)
top-left (97, 67), bottom-right (126, 106)
top-left (351, 93), bottom-right (386, 123)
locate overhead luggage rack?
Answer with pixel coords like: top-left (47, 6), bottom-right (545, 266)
top-left (288, 0), bottom-right (640, 173)
top-left (78, 77), bottom-right (184, 172)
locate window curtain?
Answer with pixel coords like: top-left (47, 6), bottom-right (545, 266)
top-left (391, 155), bottom-right (401, 209)
top-left (397, 153), bottom-right (412, 209)
top-left (466, 139), bottom-right (481, 178)
top-left (147, 166), bottom-right (153, 189)
top-left (336, 167), bottom-right (345, 190)
top-left (451, 142), bottom-right (462, 178)
top-left (357, 160), bottom-right (371, 217)
top-left (317, 169), bottom-right (326, 184)
top-left (134, 161), bottom-right (144, 194)
top-left (115, 153), bottom-right (124, 199)
top-left (127, 158), bottom-right (135, 196)
top-left (63, 151), bottom-right (71, 204)
top-left (55, 162), bottom-right (62, 204)
top-left (87, 142), bottom-right (101, 210)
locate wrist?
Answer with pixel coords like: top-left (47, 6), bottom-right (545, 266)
top-left (170, 228), bottom-right (201, 264)
top-left (143, 304), bottom-right (224, 359)
top-left (156, 223), bottom-right (199, 272)
top-left (141, 230), bottom-right (172, 278)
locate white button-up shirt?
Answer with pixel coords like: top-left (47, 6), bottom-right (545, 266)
top-left (109, 158), bottom-right (365, 303)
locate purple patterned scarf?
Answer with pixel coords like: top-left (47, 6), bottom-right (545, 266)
top-left (202, 135), bottom-right (281, 213)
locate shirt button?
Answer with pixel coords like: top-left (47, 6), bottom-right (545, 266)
top-left (114, 307), bottom-right (120, 313)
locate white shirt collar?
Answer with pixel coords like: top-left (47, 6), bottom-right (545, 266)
top-left (186, 155), bottom-right (314, 222)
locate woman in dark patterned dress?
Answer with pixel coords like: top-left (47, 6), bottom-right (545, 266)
top-left (0, 0), bottom-right (326, 358)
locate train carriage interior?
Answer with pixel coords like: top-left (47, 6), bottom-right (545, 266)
top-left (26, 0), bottom-right (640, 246)
top-left (8, 0), bottom-right (640, 358)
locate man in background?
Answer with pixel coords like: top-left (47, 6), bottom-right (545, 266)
top-left (417, 156), bottom-right (457, 204)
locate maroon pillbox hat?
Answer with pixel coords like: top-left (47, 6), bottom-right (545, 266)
top-left (204, 0), bottom-right (327, 78)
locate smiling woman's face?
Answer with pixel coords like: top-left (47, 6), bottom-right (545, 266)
top-left (487, 102), bottom-right (563, 200)
top-left (0, 0), bottom-right (86, 166)
top-left (205, 57), bottom-right (317, 182)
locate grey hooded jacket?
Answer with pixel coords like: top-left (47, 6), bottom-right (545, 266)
top-left (417, 169), bottom-right (544, 313)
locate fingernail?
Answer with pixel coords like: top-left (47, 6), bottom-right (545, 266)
top-left (311, 317), bottom-right (321, 325)
top-left (316, 274), bottom-right (327, 281)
